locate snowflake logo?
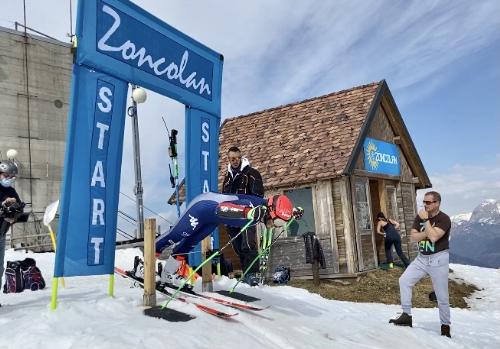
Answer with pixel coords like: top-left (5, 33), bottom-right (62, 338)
top-left (366, 141), bottom-right (379, 170)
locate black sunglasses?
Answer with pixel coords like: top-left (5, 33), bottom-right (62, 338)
top-left (423, 200), bottom-right (436, 205)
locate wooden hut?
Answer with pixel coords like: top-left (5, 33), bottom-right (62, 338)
top-left (218, 80), bottom-right (431, 278)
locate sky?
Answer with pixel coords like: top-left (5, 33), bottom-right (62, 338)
top-left (1, 247), bottom-right (500, 348)
top-left (1, 1), bottom-right (499, 234)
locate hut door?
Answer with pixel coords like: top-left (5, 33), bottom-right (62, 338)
top-left (352, 176), bottom-right (377, 271)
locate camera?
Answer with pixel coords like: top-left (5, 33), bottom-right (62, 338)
top-left (0, 201), bottom-right (26, 219)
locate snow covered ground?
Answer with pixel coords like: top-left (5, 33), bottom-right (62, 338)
top-left (1, 248), bottom-right (499, 349)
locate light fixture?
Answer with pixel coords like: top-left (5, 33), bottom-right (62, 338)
top-left (132, 87), bottom-right (147, 104)
top-left (6, 148), bottom-right (18, 159)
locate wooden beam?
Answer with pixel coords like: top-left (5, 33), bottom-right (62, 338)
top-left (340, 176), bottom-right (357, 273)
top-left (313, 180), bottom-right (340, 273)
top-left (293, 272), bottom-right (360, 280)
top-left (201, 237), bottom-right (213, 291)
top-left (326, 181), bottom-right (340, 274)
top-left (143, 218), bottom-right (156, 307)
top-left (393, 135), bottom-right (401, 144)
top-left (353, 169), bottom-right (401, 182)
top-left (378, 179), bottom-right (387, 215)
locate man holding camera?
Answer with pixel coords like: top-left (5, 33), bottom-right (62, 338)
top-left (0, 160), bottom-right (22, 301)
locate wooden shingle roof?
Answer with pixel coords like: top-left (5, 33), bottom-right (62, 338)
top-left (169, 79), bottom-right (430, 205)
top-left (218, 81), bottom-right (381, 189)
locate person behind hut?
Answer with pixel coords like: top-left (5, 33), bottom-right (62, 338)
top-left (376, 212), bottom-right (410, 268)
top-left (389, 191), bottom-right (452, 338)
top-left (222, 146), bottom-right (264, 285)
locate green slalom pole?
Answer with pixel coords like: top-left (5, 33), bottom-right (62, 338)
top-left (230, 216), bottom-right (296, 293)
top-left (161, 207), bottom-right (261, 308)
top-left (50, 277), bottom-right (59, 310)
top-left (109, 274), bottom-right (114, 297)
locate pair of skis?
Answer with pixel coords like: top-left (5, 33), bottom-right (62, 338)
top-left (114, 267), bottom-right (265, 322)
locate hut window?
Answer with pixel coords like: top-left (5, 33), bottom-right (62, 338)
top-left (284, 187), bottom-right (314, 236)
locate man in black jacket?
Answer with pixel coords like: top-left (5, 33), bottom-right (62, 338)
top-left (222, 147), bottom-right (264, 284)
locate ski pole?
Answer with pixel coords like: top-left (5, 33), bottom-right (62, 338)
top-left (162, 119), bottom-right (181, 217)
top-left (172, 157), bottom-right (181, 217)
top-left (230, 216), bottom-right (296, 293)
top-left (162, 206), bottom-right (263, 308)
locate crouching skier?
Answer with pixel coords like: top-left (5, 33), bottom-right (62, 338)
top-left (153, 191), bottom-right (296, 289)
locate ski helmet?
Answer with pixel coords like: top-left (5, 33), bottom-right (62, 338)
top-left (0, 160), bottom-right (18, 176)
top-left (267, 195), bottom-right (293, 221)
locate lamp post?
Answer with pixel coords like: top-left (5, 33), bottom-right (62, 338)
top-left (128, 85), bottom-right (147, 239)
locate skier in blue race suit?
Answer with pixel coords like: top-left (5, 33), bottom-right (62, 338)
top-left (155, 192), bottom-right (294, 256)
top-left (148, 192), bottom-right (300, 287)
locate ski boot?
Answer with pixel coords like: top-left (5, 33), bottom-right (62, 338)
top-left (159, 255), bottom-right (196, 291)
top-left (132, 256), bottom-right (144, 279)
top-left (389, 312), bottom-right (412, 327)
top-left (157, 261), bottom-right (163, 277)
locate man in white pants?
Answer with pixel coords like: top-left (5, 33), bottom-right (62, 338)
top-left (389, 191), bottom-right (452, 338)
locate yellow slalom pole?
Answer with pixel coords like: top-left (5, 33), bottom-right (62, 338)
top-left (48, 224), bottom-right (65, 288)
top-left (216, 262), bottom-right (221, 277)
top-left (108, 274), bottom-right (114, 297)
top-left (50, 277), bottom-right (59, 310)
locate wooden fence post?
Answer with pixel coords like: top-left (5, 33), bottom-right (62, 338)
top-left (201, 236), bottom-right (213, 292)
top-left (143, 218), bottom-right (157, 306)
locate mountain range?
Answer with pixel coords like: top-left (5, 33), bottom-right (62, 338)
top-left (450, 199), bottom-right (500, 268)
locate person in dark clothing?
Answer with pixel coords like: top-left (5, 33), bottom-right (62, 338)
top-left (0, 160), bottom-right (22, 307)
top-left (221, 146), bottom-right (264, 279)
top-left (376, 212), bottom-right (410, 268)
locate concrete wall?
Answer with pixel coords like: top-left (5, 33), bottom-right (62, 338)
top-left (0, 27), bottom-right (72, 250)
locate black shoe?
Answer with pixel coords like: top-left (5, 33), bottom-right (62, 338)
top-left (389, 312), bottom-right (412, 327)
top-left (429, 291), bottom-right (437, 302)
top-left (441, 324), bottom-right (451, 338)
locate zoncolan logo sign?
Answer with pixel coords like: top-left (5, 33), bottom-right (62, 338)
top-left (366, 141), bottom-right (398, 170)
top-left (364, 138), bottom-right (400, 175)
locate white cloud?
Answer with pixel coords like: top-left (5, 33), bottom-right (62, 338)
top-left (417, 160), bottom-right (500, 215)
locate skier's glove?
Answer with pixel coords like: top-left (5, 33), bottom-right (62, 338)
top-left (246, 205), bottom-right (267, 222)
top-left (293, 207), bottom-right (304, 220)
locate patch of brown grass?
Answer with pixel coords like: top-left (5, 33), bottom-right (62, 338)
top-left (287, 268), bottom-right (479, 309)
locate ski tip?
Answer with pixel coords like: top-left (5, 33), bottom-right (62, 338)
top-left (216, 290), bottom-right (261, 302)
top-left (144, 306), bottom-right (195, 322)
top-left (114, 267), bottom-right (127, 275)
top-left (194, 304), bottom-right (238, 319)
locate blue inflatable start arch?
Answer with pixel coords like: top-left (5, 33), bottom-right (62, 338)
top-left (55, 0), bottom-right (223, 277)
